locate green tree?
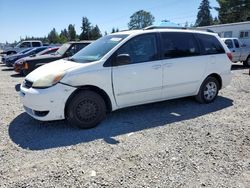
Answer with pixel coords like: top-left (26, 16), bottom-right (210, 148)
top-left (79, 17), bottom-right (92, 40)
top-left (128, 10), bottom-right (155, 29)
top-left (111, 28), bottom-right (116, 33)
top-left (48, 28), bottom-right (60, 44)
top-left (89, 25), bottom-right (102, 40)
top-left (213, 17), bottom-right (220, 25)
top-left (195, 0), bottom-right (213, 26)
top-left (216, 0), bottom-right (250, 24)
top-left (68, 24), bottom-right (77, 41)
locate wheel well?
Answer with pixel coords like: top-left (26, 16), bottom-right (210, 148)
top-left (207, 73), bottom-right (222, 90)
top-left (65, 85), bottom-right (112, 116)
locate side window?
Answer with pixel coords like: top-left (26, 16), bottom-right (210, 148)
top-left (75, 43), bottom-right (88, 53)
top-left (196, 34), bottom-right (225, 55)
top-left (116, 34), bottom-right (158, 64)
top-left (34, 48), bottom-right (46, 53)
top-left (32, 42), bottom-right (41, 47)
top-left (225, 39), bottom-right (233, 49)
top-left (161, 32), bottom-right (200, 59)
top-left (19, 42), bottom-right (31, 48)
top-left (234, 39), bottom-right (240, 48)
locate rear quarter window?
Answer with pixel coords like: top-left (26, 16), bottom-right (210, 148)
top-left (196, 34), bottom-right (225, 55)
top-left (161, 32), bottom-right (200, 59)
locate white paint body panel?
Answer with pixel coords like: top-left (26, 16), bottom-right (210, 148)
top-left (20, 29), bottom-right (233, 122)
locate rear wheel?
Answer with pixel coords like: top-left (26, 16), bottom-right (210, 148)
top-left (195, 77), bottom-right (219, 104)
top-left (243, 56), bottom-right (250, 67)
top-left (66, 90), bottom-right (106, 129)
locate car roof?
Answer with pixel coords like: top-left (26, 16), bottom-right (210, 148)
top-left (68, 40), bottom-right (94, 44)
top-left (112, 27), bottom-right (218, 37)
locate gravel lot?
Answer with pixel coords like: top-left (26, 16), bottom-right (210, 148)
top-left (0, 61), bottom-right (249, 188)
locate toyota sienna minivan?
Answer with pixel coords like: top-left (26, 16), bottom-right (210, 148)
top-left (20, 27), bottom-right (232, 129)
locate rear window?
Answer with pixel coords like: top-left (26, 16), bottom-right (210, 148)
top-left (161, 32), bottom-right (200, 59)
top-left (196, 34), bottom-right (225, 55)
top-left (234, 39), bottom-right (240, 48)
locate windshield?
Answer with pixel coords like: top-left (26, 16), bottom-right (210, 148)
top-left (70, 34), bottom-right (128, 63)
top-left (55, 43), bottom-right (71, 56)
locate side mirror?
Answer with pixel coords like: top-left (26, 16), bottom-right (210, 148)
top-left (115, 54), bottom-right (131, 66)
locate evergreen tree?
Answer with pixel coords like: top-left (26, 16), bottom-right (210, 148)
top-left (47, 28), bottom-right (59, 44)
top-left (128, 10), bottom-right (155, 29)
top-left (90, 25), bottom-right (102, 40)
top-left (111, 28), bottom-right (115, 33)
top-left (213, 17), bottom-right (220, 25)
top-left (195, 0), bottom-right (213, 26)
top-left (68, 24), bottom-right (77, 41)
top-left (79, 17), bottom-right (92, 40)
top-left (216, 0), bottom-right (250, 24)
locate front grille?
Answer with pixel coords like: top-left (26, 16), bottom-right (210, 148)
top-left (23, 79), bottom-right (33, 89)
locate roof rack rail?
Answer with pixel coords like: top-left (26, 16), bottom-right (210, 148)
top-left (143, 26), bottom-right (215, 33)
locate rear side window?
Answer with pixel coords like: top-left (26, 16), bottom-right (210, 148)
top-left (161, 32), bottom-right (200, 59)
top-left (234, 39), bottom-right (240, 48)
top-left (225, 39), bottom-right (233, 49)
top-left (196, 34), bottom-right (225, 55)
top-left (32, 42), bottom-right (41, 47)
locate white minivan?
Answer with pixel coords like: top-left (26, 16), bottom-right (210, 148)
top-left (20, 27), bottom-right (232, 129)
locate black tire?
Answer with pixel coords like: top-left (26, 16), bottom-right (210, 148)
top-left (66, 90), bottom-right (106, 129)
top-left (195, 77), bottom-right (219, 104)
top-left (243, 56), bottom-right (250, 67)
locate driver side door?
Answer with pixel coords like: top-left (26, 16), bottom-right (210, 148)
top-left (112, 33), bottom-right (163, 108)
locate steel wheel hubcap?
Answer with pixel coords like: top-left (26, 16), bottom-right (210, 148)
top-left (204, 82), bottom-right (217, 100)
top-left (76, 99), bottom-right (99, 122)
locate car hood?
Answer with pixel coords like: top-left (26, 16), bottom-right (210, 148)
top-left (6, 54), bottom-right (23, 60)
top-left (25, 59), bottom-right (82, 82)
top-left (25, 54), bottom-right (62, 61)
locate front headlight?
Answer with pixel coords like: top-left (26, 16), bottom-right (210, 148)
top-left (32, 71), bottom-right (66, 88)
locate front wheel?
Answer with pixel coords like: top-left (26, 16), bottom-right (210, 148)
top-left (66, 90), bottom-right (107, 129)
top-left (195, 77), bottom-right (219, 104)
top-left (243, 56), bottom-right (250, 67)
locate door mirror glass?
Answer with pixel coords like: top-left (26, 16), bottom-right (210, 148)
top-left (115, 54), bottom-right (131, 66)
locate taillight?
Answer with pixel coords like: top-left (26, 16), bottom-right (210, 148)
top-left (227, 52), bottom-right (233, 62)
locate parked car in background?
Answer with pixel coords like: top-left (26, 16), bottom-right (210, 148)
top-left (16, 41), bottom-right (92, 76)
top-left (1, 48), bottom-right (32, 64)
top-left (14, 47), bottom-right (60, 74)
top-left (4, 46), bottom-right (49, 67)
top-left (0, 40), bottom-right (44, 55)
top-left (20, 28), bottom-right (232, 129)
top-left (35, 46), bottom-right (60, 56)
top-left (222, 38), bottom-right (250, 67)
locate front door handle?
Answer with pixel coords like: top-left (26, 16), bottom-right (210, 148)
top-left (164, 63), bottom-right (173, 68)
top-left (152, 65), bottom-right (162, 70)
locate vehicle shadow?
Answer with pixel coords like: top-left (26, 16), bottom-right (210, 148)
top-left (2, 68), bottom-right (14, 71)
top-left (11, 73), bottom-right (24, 78)
top-left (9, 96), bottom-right (233, 150)
top-left (231, 64), bottom-right (248, 70)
